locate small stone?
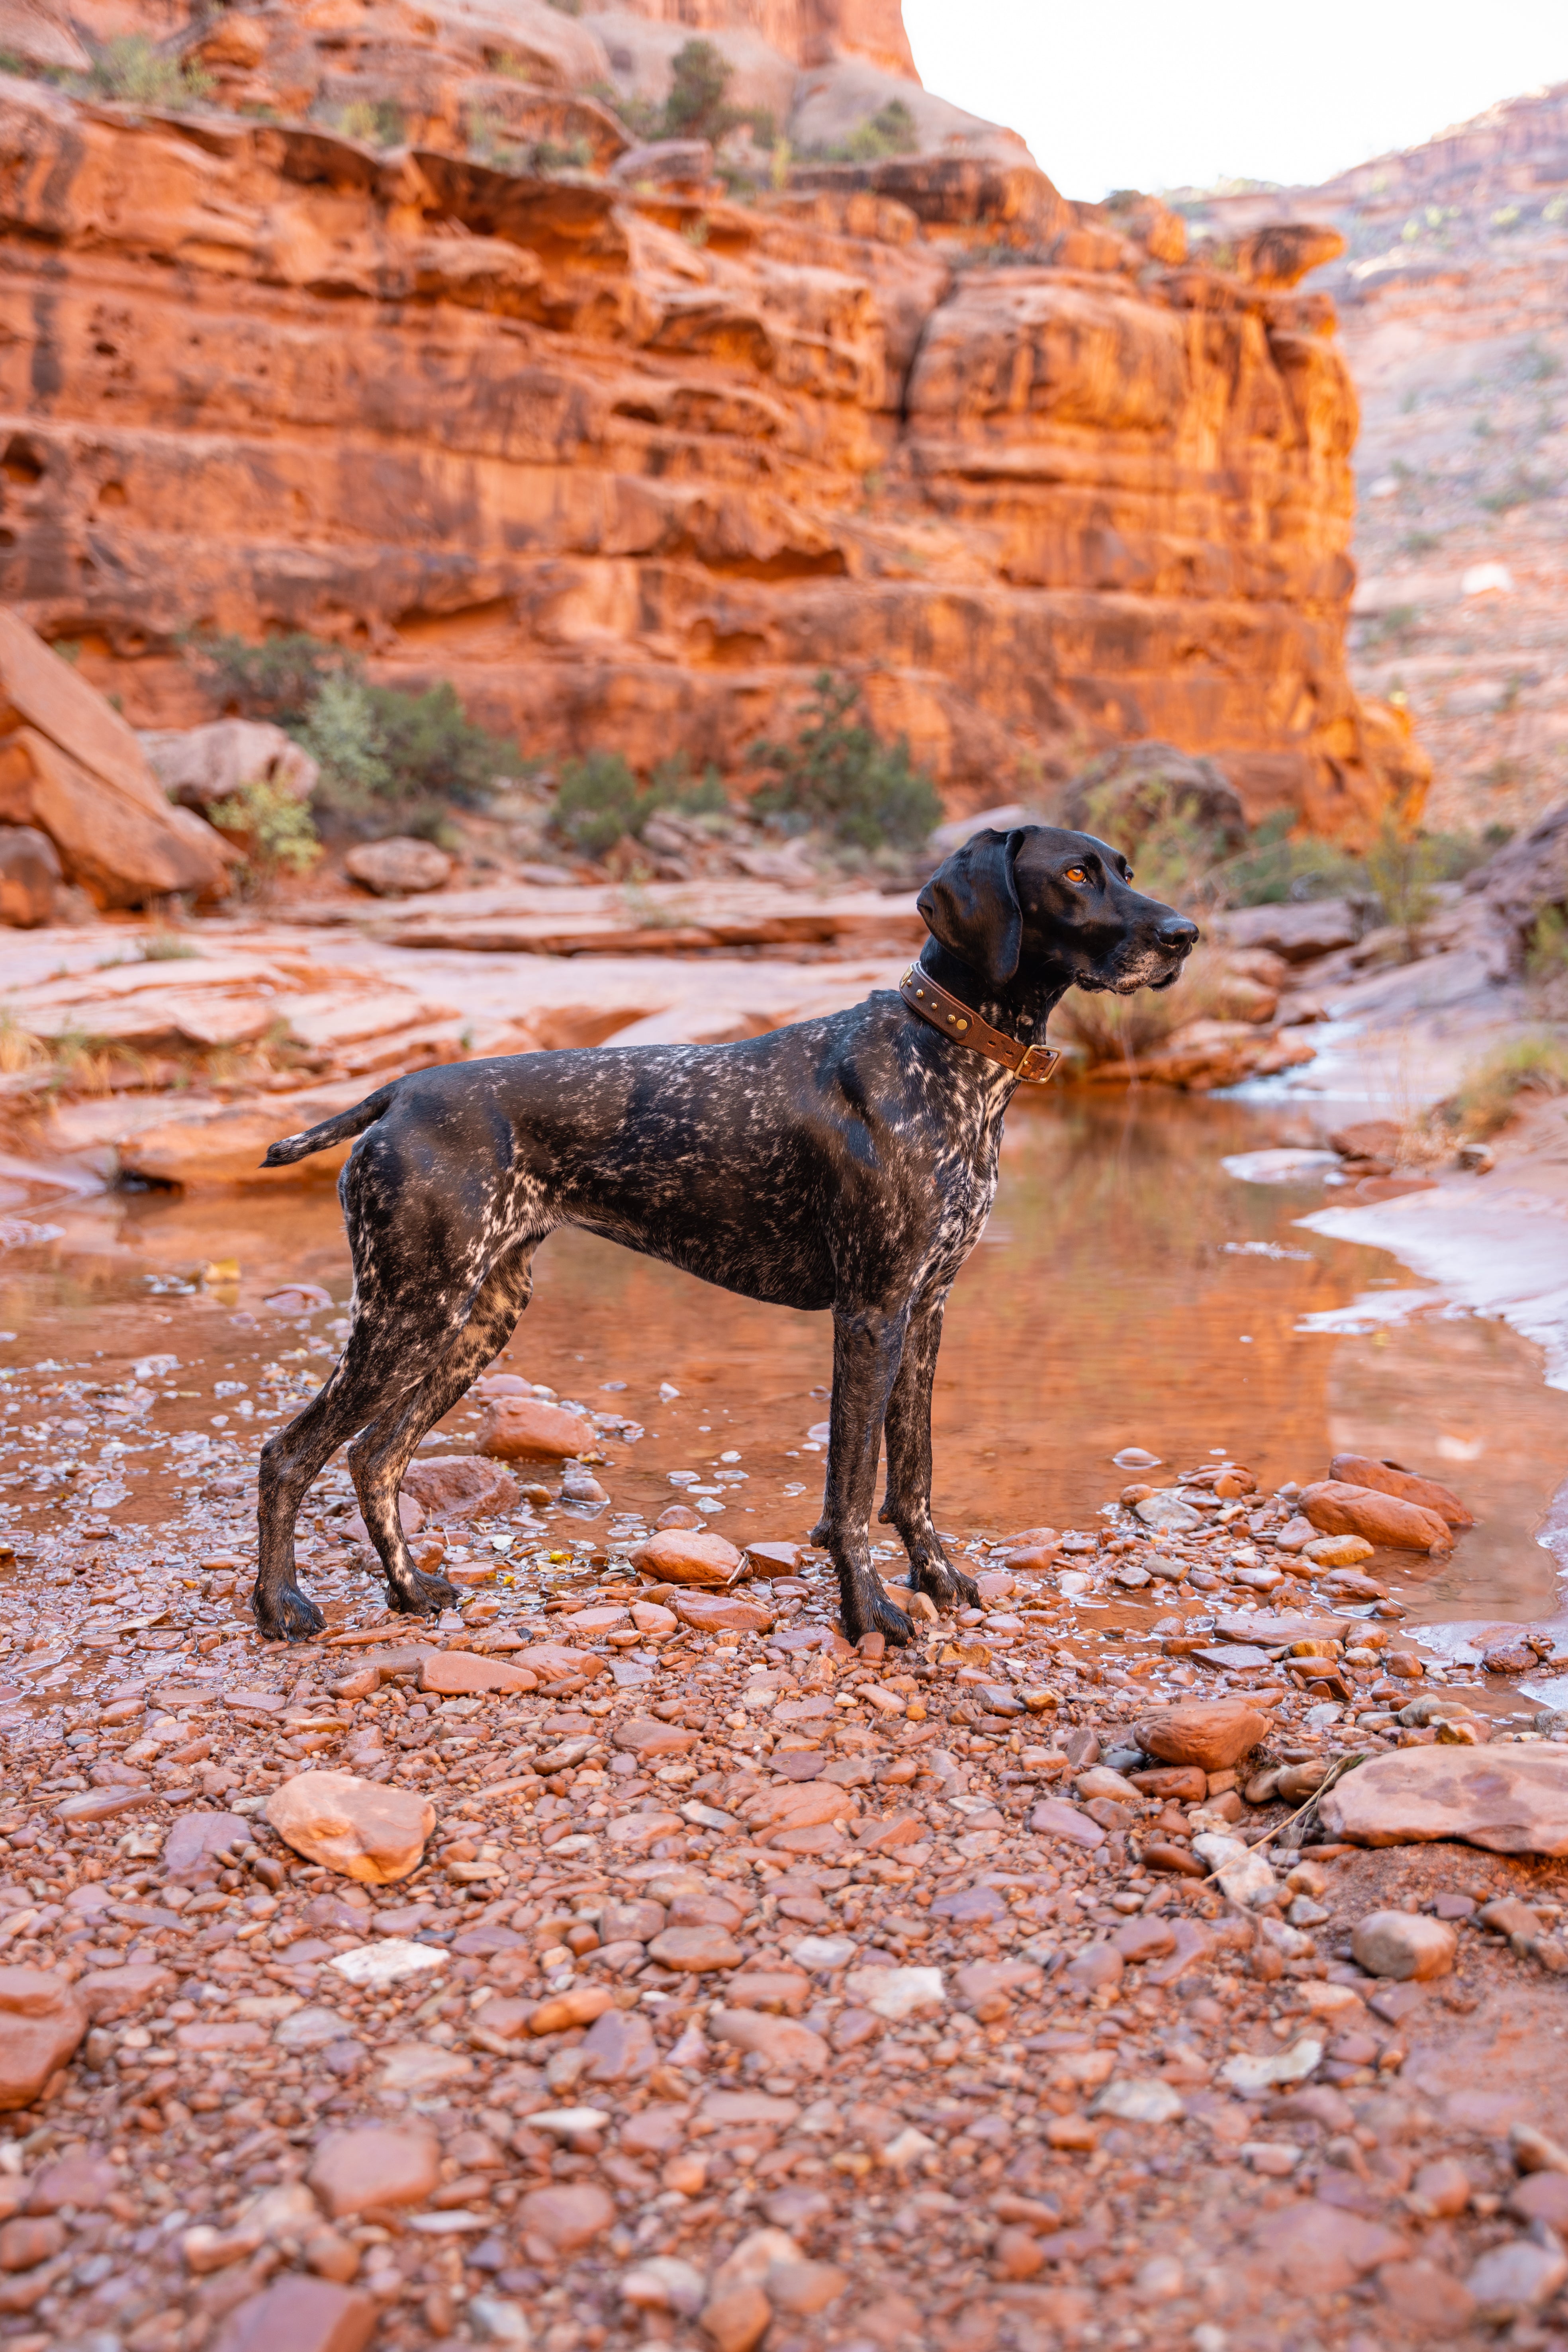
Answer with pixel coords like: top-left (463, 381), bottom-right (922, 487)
top-left (1128, 1765), bottom-right (1208, 1803)
top-left (1510, 2121), bottom-right (1568, 2173)
top-left (476, 1395), bottom-right (595, 1461)
top-left (528, 1986), bottom-right (615, 2035)
top-left (76, 1963), bottom-right (176, 2021)
top-left (674, 1593), bottom-right (776, 1638)
top-left (1133, 1700), bottom-right (1269, 1773)
top-left (1112, 1918), bottom-right (1176, 1963)
top-left (1064, 1943), bottom-right (1124, 1992)
top-left (0, 2215), bottom-right (65, 2270)
top-left (468, 2297), bottom-right (532, 2345)
top-left (376, 2041), bottom-right (473, 2093)
top-left (1378, 2258), bottom-right (1478, 2332)
top-left (992, 2225), bottom-right (1044, 2279)
top-left (1094, 2077), bottom-right (1183, 2123)
top-left (1302, 1534), bottom-right (1374, 1568)
top-left (1241, 2143), bottom-right (1301, 2177)
top-left (633, 1529), bottom-right (746, 1588)
top-left (343, 836), bottom-right (453, 896)
top-left (612, 1718), bottom-right (697, 1759)
top-left (708, 2010), bottom-right (829, 2074)
top-left (1410, 2158), bottom-right (1472, 2217)
top-left (0, 1968), bottom-right (87, 2111)
top-left (329, 1938), bottom-right (446, 1990)
top-left (1044, 2114), bottom-right (1098, 2150)
top-left (765, 2258), bottom-right (847, 2314)
top-left (1465, 2236), bottom-right (1568, 2317)
top-left (1351, 1910), bottom-right (1457, 1981)
top-left (517, 2181), bottom-right (615, 2256)
top-left (267, 1772), bottom-right (434, 1883)
top-left (163, 1810), bottom-right (253, 1883)
top-left (420, 1651), bottom-right (536, 1697)
top-left (1511, 2176), bottom-right (1568, 2230)
top-left (700, 2284), bottom-right (771, 2352)
top-left (401, 1453), bottom-right (520, 1522)
top-left (1134, 1493), bottom-right (1202, 1533)
top-left (24, 2153), bottom-right (116, 2214)
top-left (307, 2127), bottom-right (440, 2219)
top-left (647, 1925), bottom-right (743, 1972)
top-left (621, 2256), bottom-right (707, 2317)
top-left (213, 2275), bottom-right (377, 2352)
top-left (1300, 1479), bottom-right (1450, 1555)
top-left (842, 1965), bottom-right (945, 2020)
top-left (1028, 1797), bottom-right (1106, 1849)
top-left (1076, 1765), bottom-right (1141, 1802)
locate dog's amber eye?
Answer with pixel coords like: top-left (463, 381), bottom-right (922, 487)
top-left (1064, 867), bottom-right (1086, 884)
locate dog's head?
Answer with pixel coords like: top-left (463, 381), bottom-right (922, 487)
top-left (917, 824), bottom-right (1199, 997)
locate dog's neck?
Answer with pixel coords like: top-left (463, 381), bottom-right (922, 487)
top-left (916, 942), bottom-right (1069, 1045)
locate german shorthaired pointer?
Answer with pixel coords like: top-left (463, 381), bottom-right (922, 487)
top-left (254, 826), bottom-right (1197, 1645)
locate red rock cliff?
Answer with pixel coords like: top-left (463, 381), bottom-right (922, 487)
top-left (0, 4), bottom-right (1403, 835)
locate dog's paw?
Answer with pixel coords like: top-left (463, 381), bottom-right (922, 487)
top-left (251, 1580), bottom-right (325, 1644)
top-left (842, 1587), bottom-right (915, 1648)
top-left (389, 1567), bottom-right (458, 1619)
top-left (910, 1554), bottom-right (958, 1607)
top-left (949, 1563), bottom-right (982, 1612)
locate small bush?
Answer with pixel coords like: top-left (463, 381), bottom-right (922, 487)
top-left (208, 779), bottom-right (322, 894)
top-left (185, 632), bottom-right (525, 832)
top-left (187, 631), bottom-right (338, 723)
top-left (84, 33), bottom-right (209, 111)
top-left (552, 750), bottom-right (726, 859)
top-left (748, 673), bottom-right (942, 852)
top-left (663, 39), bottom-right (732, 141)
top-left (1436, 1035), bottom-right (1568, 1139)
top-left (335, 97), bottom-right (407, 149)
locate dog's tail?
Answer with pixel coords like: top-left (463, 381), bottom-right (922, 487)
top-left (260, 1084), bottom-right (397, 1169)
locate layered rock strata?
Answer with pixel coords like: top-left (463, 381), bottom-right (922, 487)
top-left (0, 12), bottom-right (1398, 832)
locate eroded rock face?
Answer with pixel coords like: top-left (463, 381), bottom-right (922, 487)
top-left (0, 44), bottom-right (1398, 833)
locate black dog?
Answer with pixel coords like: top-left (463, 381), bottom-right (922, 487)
top-left (253, 826), bottom-right (1196, 1646)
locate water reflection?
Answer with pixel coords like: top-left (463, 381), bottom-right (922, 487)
top-left (1, 1092), bottom-right (1564, 1628)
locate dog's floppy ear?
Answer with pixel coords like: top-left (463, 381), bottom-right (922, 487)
top-left (917, 828), bottom-right (1025, 989)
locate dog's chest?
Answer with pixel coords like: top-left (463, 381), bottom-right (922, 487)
top-left (922, 1091), bottom-right (1006, 1264)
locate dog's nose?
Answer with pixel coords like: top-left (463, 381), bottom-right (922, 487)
top-left (1159, 915), bottom-right (1200, 954)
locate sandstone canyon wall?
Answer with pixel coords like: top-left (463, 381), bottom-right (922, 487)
top-left (1181, 83), bottom-right (1568, 836)
top-left (0, 0), bottom-right (1408, 835)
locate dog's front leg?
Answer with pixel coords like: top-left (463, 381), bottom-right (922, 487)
top-left (878, 1286), bottom-right (979, 1614)
top-left (811, 1303), bottom-right (916, 1647)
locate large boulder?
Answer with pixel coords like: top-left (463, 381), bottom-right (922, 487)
top-left (140, 719), bottom-right (318, 811)
top-left (1059, 742), bottom-right (1249, 857)
top-left (0, 610), bottom-right (231, 907)
top-left (0, 822), bottom-right (61, 927)
top-left (1464, 801), bottom-right (1568, 973)
top-left (1321, 1744), bottom-right (1568, 1854)
top-left (344, 837), bottom-right (454, 896)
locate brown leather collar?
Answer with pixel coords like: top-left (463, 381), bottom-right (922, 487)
top-left (899, 966), bottom-right (1061, 1084)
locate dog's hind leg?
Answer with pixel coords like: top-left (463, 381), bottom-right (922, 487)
top-left (254, 1334), bottom-right (423, 1643)
top-left (877, 1284), bottom-right (979, 1613)
top-left (347, 1240), bottom-right (537, 1619)
top-left (812, 1301), bottom-right (917, 1648)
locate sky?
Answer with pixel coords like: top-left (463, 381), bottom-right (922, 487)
top-left (903, 0), bottom-right (1568, 201)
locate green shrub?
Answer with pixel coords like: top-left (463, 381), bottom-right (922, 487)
top-left (553, 750), bottom-right (726, 859)
top-left (84, 33), bottom-right (209, 110)
top-left (186, 632), bottom-right (524, 832)
top-left (186, 631), bottom-right (338, 724)
top-left (1436, 1035), bottom-right (1568, 1139)
top-left (663, 39), bottom-right (733, 141)
top-left (748, 673), bottom-right (942, 852)
top-left (209, 779), bottom-right (322, 894)
top-left (334, 97), bottom-right (407, 149)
